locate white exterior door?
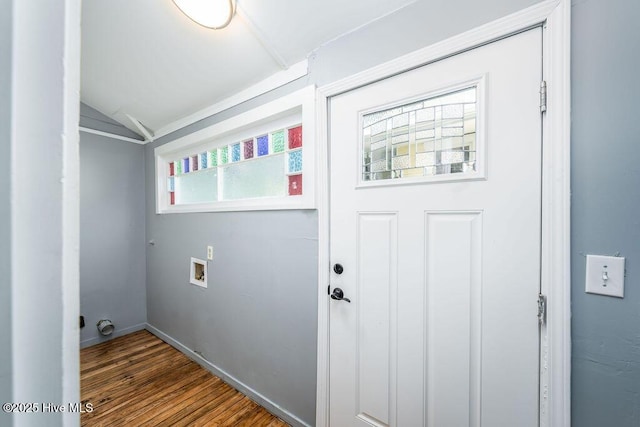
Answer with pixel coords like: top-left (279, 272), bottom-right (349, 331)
top-left (329, 29), bottom-right (543, 427)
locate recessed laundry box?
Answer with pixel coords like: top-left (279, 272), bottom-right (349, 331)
top-left (190, 257), bottom-right (208, 288)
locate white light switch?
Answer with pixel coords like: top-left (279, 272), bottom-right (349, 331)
top-left (585, 255), bottom-right (625, 298)
top-left (207, 246), bottom-right (214, 260)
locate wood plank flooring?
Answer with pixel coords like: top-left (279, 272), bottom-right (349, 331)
top-left (80, 330), bottom-right (290, 427)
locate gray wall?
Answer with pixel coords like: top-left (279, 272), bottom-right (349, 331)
top-left (81, 132), bottom-right (147, 347)
top-left (146, 0), bottom-right (540, 425)
top-left (144, 207), bottom-right (319, 424)
top-left (571, 0), bottom-right (640, 426)
top-left (0, 0), bottom-right (13, 424)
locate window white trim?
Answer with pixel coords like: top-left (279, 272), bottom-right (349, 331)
top-left (155, 85), bottom-right (316, 213)
top-left (315, 1), bottom-right (570, 426)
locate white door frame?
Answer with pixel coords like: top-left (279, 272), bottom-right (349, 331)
top-left (314, 1), bottom-right (571, 426)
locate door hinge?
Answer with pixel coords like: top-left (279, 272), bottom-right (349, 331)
top-left (540, 80), bottom-right (547, 113)
top-left (537, 294), bottom-right (547, 325)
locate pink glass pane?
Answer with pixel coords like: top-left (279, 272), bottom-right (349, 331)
top-left (288, 126), bottom-right (302, 149)
top-left (169, 162), bottom-right (174, 176)
top-left (243, 140), bottom-right (254, 159)
top-left (170, 192), bottom-right (175, 205)
top-left (192, 155), bottom-right (198, 171)
top-left (288, 174), bottom-right (302, 196)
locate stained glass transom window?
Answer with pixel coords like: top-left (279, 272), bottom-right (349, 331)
top-left (167, 124), bottom-right (304, 205)
top-left (362, 86), bottom-right (477, 182)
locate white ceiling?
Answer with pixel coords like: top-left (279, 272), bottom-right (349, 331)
top-left (81, 0), bottom-right (415, 137)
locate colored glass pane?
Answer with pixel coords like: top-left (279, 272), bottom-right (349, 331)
top-left (288, 150), bottom-right (302, 173)
top-left (232, 143), bottom-right (241, 162)
top-left (169, 162), bottom-right (174, 176)
top-left (183, 158), bottom-right (190, 173)
top-left (192, 155), bottom-right (199, 171)
top-left (176, 161), bottom-right (182, 175)
top-left (288, 126), bottom-right (302, 149)
top-left (200, 153), bottom-right (208, 169)
top-left (220, 146), bottom-right (229, 164)
top-left (170, 192), bottom-right (175, 205)
top-left (272, 130), bottom-right (285, 153)
top-left (167, 176), bottom-right (175, 192)
top-left (208, 150), bottom-right (218, 167)
top-left (288, 174), bottom-right (302, 196)
top-left (257, 135), bottom-right (269, 156)
top-left (243, 140), bottom-right (254, 159)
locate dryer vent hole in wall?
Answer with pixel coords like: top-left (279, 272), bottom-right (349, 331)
top-left (97, 319), bottom-right (115, 336)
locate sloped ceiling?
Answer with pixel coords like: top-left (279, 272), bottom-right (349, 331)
top-left (81, 0), bottom-right (415, 138)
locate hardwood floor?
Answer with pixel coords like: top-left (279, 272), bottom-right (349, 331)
top-left (80, 330), bottom-right (290, 426)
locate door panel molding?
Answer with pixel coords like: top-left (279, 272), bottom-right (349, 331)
top-left (316, 1), bottom-right (570, 426)
top-left (355, 213), bottom-right (398, 427)
top-left (424, 211), bottom-right (482, 427)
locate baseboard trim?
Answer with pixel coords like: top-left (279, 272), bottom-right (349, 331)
top-left (145, 323), bottom-right (311, 427)
top-left (80, 322), bottom-right (146, 349)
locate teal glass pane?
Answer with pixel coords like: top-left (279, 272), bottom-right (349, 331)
top-left (220, 146), bottom-right (229, 164)
top-left (200, 152), bottom-right (208, 169)
top-left (221, 154), bottom-right (285, 200)
top-left (272, 130), bottom-right (285, 153)
top-left (208, 150), bottom-right (218, 167)
top-left (231, 143), bottom-right (241, 162)
top-left (288, 150), bottom-right (302, 173)
top-left (167, 176), bottom-right (175, 192)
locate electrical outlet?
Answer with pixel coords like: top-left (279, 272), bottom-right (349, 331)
top-left (207, 246), bottom-right (213, 260)
top-left (585, 255), bottom-right (625, 298)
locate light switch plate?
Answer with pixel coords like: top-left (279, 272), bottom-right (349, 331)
top-left (585, 255), bottom-right (625, 298)
top-left (207, 246), bottom-right (213, 260)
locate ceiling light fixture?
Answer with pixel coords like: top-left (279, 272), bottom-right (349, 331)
top-left (173, 0), bottom-right (237, 30)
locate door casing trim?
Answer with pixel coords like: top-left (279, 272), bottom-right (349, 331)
top-left (314, 1), bottom-right (570, 426)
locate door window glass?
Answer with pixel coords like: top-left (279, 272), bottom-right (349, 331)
top-left (362, 86), bottom-right (477, 182)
